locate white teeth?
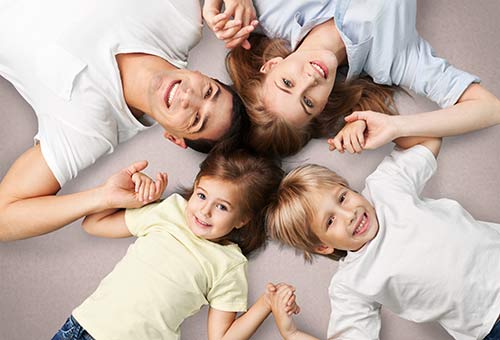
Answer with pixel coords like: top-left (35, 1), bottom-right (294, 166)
top-left (354, 215), bottom-right (367, 235)
top-left (311, 62), bottom-right (326, 78)
top-left (167, 83), bottom-right (179, 107)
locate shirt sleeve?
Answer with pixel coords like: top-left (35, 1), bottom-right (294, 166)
top-left (125, 202), bottom-right (162, 237)
top-left (366, 145), bottom-right (437, 196)
top-left (392, 35), bottom-right (480, 108)
top-left (327, 282), bottom-right (381, 340)
top-left (207, 261), bottom-right (248, 312)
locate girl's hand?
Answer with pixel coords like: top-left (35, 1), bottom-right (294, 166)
top-left (328, 120), bottom-right (367, 154)
top-left (269, 284), bottom-right (300, 338)
top-left (131, 171), bottom-right (168, 204)
top-left (265, 283), bottom-right (301, 316)
top-left (203, 0), bottom-right (258, 50)
top-left (343, 110), bottom-right (400, 150)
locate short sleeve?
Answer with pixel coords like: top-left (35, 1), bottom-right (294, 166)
top-left (207, 262), bottom-right (248, 312)
top-left (36, 115), bottom-right (112, 186)
top-left (393, 36), bottom-right (480, 108)
top-left (125, 202), bottom-right (162, 237)
top-left (366, 145), bottom-right (437, 196)
top-left (327, 282), bottom-right (381, 340)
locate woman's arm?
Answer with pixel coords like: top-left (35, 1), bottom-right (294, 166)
top-left (0, 145), bottom-right (154, 241)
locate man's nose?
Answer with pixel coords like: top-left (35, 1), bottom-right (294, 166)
top-left (180, 88), bottom-right (200, 109)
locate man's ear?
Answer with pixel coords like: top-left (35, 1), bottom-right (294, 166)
top-left (163, 131), bottom-right (187, 149)
top-left (260, 57), bottom-right (284, 74)
top-left (314, 244), bottom-right (335, 255)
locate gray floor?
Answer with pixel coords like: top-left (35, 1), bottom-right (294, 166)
top-left (1, 1), bottom-right (500, 339)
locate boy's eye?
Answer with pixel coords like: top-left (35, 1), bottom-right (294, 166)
top-left (303, 96), bottom-right (313, 108)
top-left (282, 78), bottom-right (292, 87)
top-left (339, 192), bottom-right (347, 203)
top-left (216, 204), bottom-right (227, 211)
top-left (204, 86), bottom-right (213, 99)
top-left (197, 192), bottom-right (206, 200)
top-left (327, 216), bottom-right (335, 227)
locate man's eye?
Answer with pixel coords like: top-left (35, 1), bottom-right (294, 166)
top-left (282, 78), bottom-right (292, 87)
top-left (216, 204), bottom-right (227, 211)
top-left (339, 192), bottom-right (347, 203)
top-left (192, 113), bottom-right (200, 126)
top-left (303, 97), bottom-right (313, 108)
top-left (197, 192), bottom-right (206, 200)
top-left (204, 87), bottom-right (213, 99)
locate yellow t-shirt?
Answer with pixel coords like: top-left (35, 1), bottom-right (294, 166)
top-left (73, 194), bottom-right (248, 340)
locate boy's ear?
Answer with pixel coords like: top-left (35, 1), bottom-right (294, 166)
top-left (314, 244), bottom-right (335, 255)
top-left (259, 57), bottom-right (284, 74)
top-left (164, 131), bottom-right (187, 149)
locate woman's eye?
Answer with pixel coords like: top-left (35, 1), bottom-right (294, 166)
top-left (339, 192), bottom-right (347, 203)
top-left (303, 97), bottom-right (314, 108)
top-left (216, 204), bottom-right (227, 211)
top-left (282, 78), bottom-right (292, 87)
top-left (204, 86), bottom-right (213, 99)
top-left (197, 192), bottom-right (206, 200)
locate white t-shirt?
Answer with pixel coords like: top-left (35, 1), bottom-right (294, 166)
top-left (328, 146), bottom-right (500, 340)
top-left (0, 0), bottom-right (202, 185)
top-left (73, 194), bottom-right (248, 340)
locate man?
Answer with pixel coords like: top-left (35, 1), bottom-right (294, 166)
top-left (0, 0), bottom-right (246, 241)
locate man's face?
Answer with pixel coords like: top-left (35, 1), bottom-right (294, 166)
top-left (148, 69), bottom-right (233, 148)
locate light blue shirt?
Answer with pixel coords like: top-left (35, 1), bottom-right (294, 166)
top-left (253, 0), bottom-right (479, 108)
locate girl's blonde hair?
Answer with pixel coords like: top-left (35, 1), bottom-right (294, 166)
top-left (266, 164), bottom-right (349, 261)
top-left (183, 143), bottom-right (283, 256)
top-left (227, 34), bottom-right (399, 157)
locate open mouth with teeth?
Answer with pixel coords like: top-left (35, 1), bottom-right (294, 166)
top-left (353, 213), bottom-right (369, 236)
top-left (165, 80), bottom-right (181, 108)
top-left (310, 61), bottom-right (328, 79)
top-left (194, 215), bottom-right (212, 229)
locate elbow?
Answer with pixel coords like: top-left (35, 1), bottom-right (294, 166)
top-left (81, 216), bottom-right (96, 236)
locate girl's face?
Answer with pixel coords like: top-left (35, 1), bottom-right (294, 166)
top-left (186, 176), bottom-right (249, 241)
top-left (260, 49), bottom-right (338, 128)
top-left (309, 184), bottom-right (379, 254)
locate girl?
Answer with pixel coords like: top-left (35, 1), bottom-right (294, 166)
top-left (265, 112), bottom-right (500, 340)
top-left (207, 0), bottom-right (500, 156)
top-left (51, 147), bottom-right (298, 340)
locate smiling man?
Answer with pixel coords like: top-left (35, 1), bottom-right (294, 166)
top-left (0, 0), bottom-right (244, 241)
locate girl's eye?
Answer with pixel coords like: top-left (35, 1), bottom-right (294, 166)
top-left (216, 204), bottom-right (228, 211)
top-left (339, 192), bottom-right (347, 203)
top-left (303, 97), bottom-right (313, 108)
top-left (197, 192), bottom-right (206, 200)
top-left (282, 78), bottom-right (292, 87)
top-left (204, 86), bottom-right (213, 99)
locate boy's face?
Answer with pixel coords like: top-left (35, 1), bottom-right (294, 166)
top-left (310, 184), bottom-right (379, 254)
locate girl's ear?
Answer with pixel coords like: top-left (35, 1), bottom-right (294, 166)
top-left (234, 216), bottom-right (251, 229)
top-left (314, 244), bottom-right (335, 255)
top-left (259, 57), bottom-right (284, 74)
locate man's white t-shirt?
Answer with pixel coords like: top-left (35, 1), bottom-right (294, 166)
top-left (328, 146), bottom-right (500, 340)
top-left (0, 0), bottom-right (202, 185)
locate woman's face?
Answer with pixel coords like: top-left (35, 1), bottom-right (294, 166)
top-left (260, 49), bottom-right (338, 128)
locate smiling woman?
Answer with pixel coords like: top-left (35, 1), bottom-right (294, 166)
top-left (224, 0), bottom-right (500, 157)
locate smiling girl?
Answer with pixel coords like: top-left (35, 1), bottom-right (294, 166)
top-left (50, 147), bottom-right (298, 340)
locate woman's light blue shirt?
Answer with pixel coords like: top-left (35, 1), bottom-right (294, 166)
top-left (253, 0), bottom-right (479, 108)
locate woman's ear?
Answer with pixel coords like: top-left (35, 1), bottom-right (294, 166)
top-left (259, 57), bottom-right (284, 74)
top-left (314, 244), bottom-right (335, 255)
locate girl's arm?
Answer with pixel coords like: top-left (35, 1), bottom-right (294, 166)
top-left (344, 83), bottom-right (500, 149)
top-left (207, 283), bottom-right (299, 340)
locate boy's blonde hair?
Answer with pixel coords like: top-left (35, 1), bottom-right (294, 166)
top-left (266, 164), bottom-right (349, 261)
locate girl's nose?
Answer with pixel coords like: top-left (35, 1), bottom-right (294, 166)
top-left (201, 202), bottom-right (211, 217)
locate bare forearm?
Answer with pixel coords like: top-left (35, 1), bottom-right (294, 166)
top-left (221, 296), bottom-right (271, 340)
top-left (283, 330), bottom-right (320, 340)
top-left (0, 186), bottom-right (107, 241)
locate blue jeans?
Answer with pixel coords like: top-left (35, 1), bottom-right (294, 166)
top-left (485, 320), bottom-right (500, 340)
top-left (52, 316), bottom-right (94, 340)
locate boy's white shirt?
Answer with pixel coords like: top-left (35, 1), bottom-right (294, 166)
top-left (328, 145), bottom-right (500, 340)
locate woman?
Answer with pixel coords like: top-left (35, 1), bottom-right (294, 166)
top-left (209, 0), bottom-right (500, 156)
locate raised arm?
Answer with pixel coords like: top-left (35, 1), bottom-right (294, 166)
top-left (0, 145), bottom-right (156, 241)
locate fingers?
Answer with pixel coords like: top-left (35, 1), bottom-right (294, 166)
top-left (344, 111), bottom-right (362, 123)
top-left (224, 24), bottom-right (256, 49)
top-left (328, 135), bottom-right (345, 153)
top-left (212, 13), bottom-right (230, 32)
top-left (132, 172), bottom-right (168, 204)
top-left (126, 160), bottom-right (148, 175)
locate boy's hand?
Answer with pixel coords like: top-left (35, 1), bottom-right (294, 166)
top-left (342, 110), bottom-right (399, 150)
top-left (328, 119), bottom-right (367, 154)
top-left (203, 0), bottom-right (258, 50)
top-left (269, 284), bottom-right (300, 338)
top-left (265, 283), bottom-right (301, 316)
top-left (131, 171), bottom-right (168, 204)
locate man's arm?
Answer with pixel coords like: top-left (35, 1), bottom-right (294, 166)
top-left (0, 145), bottom-right (150, 241)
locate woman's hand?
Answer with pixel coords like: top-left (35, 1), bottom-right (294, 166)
top-left (328, 120), bottom-right (367, 154)
top-left (203, 0), bottom-right (258, 49)
top-left (342, 110), bottom-right (399, 150)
